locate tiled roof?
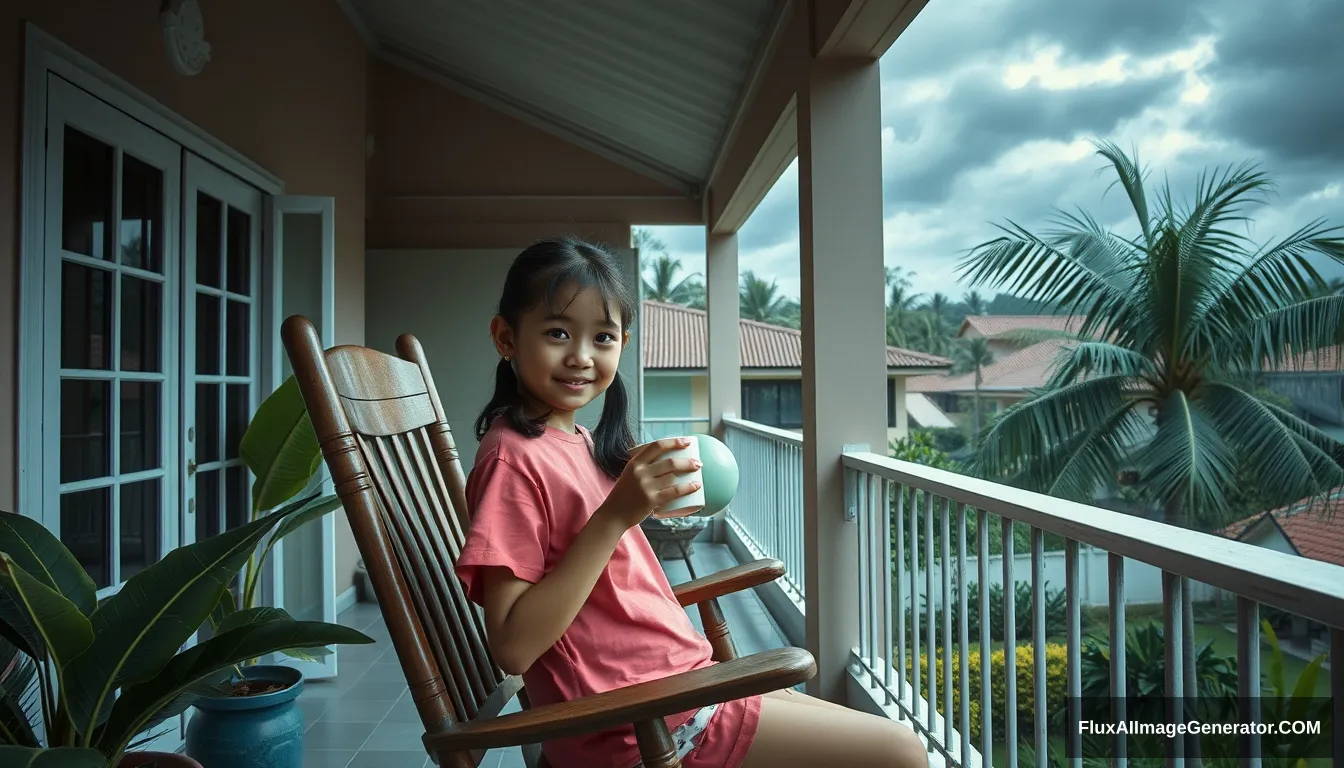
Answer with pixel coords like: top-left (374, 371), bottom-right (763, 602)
top-left (1218, 488), bottom-right (1344, 568)
top-left (639, 300), bottom-right (952, 371)
top-left (959, 315), bottom-right (1088, 339)
top-left (1268, 345), bottom-right (1342, 373)
top-left (906, 339), bottom-right (1072, 394)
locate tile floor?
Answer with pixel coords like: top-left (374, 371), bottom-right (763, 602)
top-left (298, 543), bottom-right (790, 768)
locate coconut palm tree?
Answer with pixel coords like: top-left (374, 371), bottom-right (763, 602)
top-left (953, 336), bottom-right (995, 445)
top-left (963, 290), bottom-right (989, 316)
top-left (959, 140), bottom-right (1344, 757)
top-left (642, 254), bottom-right (704, 306)
top-left (739, 271), bottom-right (795, 326)
top-left (885, 266), bottom-right (924, 346)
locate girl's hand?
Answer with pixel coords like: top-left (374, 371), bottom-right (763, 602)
top-left (596, 437), bottom-right (703, 530)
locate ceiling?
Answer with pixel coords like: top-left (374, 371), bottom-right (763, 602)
top-left (342, 0), bottom-right (786, 197)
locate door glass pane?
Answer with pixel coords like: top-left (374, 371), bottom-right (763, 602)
top-left (120, 479), bottom-right (161, 579)
top-left (61, 127), bottom-right (113, 260)
top-left (121, 276), bottom-right (162, 372)
top-left (61, 488), bottom-right (111, 589)
top-left (283, 512), bottom-right (324, 622)
top-left (196, 293), bottom-right (221, 375)
top-left (120, 382), bottom-right (161, 473)
top-left (61, 262), bottom-right (113, 370)
top-left (226, 301), bottom-right (249, 376)
top-left (196, 384), bottom-right (220, 463)
top-left (225, 384), bottom-right (249, 460)
top-left (119, 154), bottom-right (164, 272)
top-left (225, 465), bottom-right (249, 530)
top-left (196, 195), bottom-right (222, 288)
top-left (196, 469), bottom-right (221, 542)
top-left (781, 382), bottom-right (803, 428)
top-left (61, 380), bottom-right (110, 483)
top-left (226, 208), bottom-right (251, 296)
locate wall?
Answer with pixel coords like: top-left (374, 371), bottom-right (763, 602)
top-left (0, 2), bottom-right (368, 592)
top-left (365, 248), bottom-right (642, 469)
top-left (643, 376), bottom-right (694, 418)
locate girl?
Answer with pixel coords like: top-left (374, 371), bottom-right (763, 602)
top-left (455, 238), bottom-right (927, 768)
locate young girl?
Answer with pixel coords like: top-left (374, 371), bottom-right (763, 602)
top-left (455, 238), bottom-right (927, 768)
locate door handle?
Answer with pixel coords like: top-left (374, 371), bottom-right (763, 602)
top-left (187, 459), bottom-right (197, 476)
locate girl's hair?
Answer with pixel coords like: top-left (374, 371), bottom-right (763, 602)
top-left (474, 237), bottom-right (638, 479)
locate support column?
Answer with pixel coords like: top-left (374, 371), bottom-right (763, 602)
top-left (706, 231), bottom-right (740, 436)
top-left (797, 57), bottom-right (888, 702)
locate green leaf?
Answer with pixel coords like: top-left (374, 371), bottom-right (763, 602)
top-left (0, 745), bottom-right (107, 768)
top-left (97, 619), bottom-right (374, 755)
top-left (240, 376), bottom-right (324, 512)
top-left (268, 495), bottom-right (342, 549)
top-left (62, 510), bottom-right (293, 740)
top-left (214, 607), bottom-right (333, 663)
top-left (0, 637), bottom-right (39, 747)
top-left (0, 555), bottom-right (94, 678)
top-left (207, 587), bottom-right (237, 632)
top-left (0, 513), bottom-right (97, 618)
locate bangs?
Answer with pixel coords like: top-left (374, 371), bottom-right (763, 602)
top-left (531, 248), bottom-right (635, 329)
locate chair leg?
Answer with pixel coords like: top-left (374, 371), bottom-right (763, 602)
top-left (698, 598), bottom-right (738, 662)
top-left (517, 688), bottom-right (545, 768)
top-left (633, 718), bottom-right (684, 768)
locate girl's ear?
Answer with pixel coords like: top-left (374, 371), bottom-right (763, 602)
top-left (621, 329), bottom-right (631, 349)
top-left (490, 315), bottom-right (515, 358)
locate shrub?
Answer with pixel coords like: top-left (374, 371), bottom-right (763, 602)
top-left (901, 580), bottom-right (1066, 647)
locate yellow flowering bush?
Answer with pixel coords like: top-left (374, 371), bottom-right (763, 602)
top-left (901, 642), bottom-right (1068, 741)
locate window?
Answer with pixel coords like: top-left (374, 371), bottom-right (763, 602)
top-left (887, 379), bottom-right (896, 428)
top-left (741, 380), bottom-right (803, 428)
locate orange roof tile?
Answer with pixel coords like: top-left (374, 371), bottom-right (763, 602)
top-left (1218, 488), bottom-right (1344, 568)
top-left (959, 315), bottom-right (1088, 339)
top-left (1268, 345), bottom-right (1342, 373)
top-left (640, 300), bottom-right (951, 371)
top-left (906, 339), bottom-right (1072, 394)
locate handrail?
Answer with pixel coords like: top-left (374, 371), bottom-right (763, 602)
top-left (842, 450), bottom-right (1344, 628)
top-left (722, 416), bottom-right (802, 447)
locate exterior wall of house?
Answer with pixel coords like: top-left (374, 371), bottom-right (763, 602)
top-left (1242, 522), bottom-right (1299, 557)
top-left (691, 375), bottom-right (710, 417)
top-left (1, 1), bottom-right (369, 592)
top-left (644, 376), bottom-right (695, 418)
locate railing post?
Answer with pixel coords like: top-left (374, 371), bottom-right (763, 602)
top-left (797, 53), bottom-right (888, 703)
top-left (706, 231), bottom-right (739, 441)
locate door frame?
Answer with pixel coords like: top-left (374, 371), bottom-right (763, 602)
top-left (18, 23), bottom-right (284, 525)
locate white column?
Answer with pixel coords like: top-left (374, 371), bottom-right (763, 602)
top-left (797, 57), bottom-right (888, 702)
top-left (706, 231), bottom-right (740, 435)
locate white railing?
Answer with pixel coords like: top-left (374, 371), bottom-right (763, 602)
top-left (844, 450), bottom-right (1344, 768)
top-left (723, 417), bottom-right (805, 601)
top-left (640, 416), bottom-right (711, 442)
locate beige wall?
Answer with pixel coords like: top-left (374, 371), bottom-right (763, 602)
top-left (365, 248), bottom-right (642, 470)
top-left (0, 1), bottom-right (368, 591)
top-left (690, 376), bottom-right (710, 418)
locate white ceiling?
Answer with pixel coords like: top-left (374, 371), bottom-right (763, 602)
top-left (343, 0), bottom-right (784, 196)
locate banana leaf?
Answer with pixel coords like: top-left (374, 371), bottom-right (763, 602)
top-left (0, 745), bottom-right (106, 767)
top-left (0, 555), bottom-right (94, 682)
top-left (215, 607), bottom-right (332, 663)
top-left (0, 512), bottom-right (97, 616)
top-left (61, 509), bottom-right (298, 738)
top-left (96, 617), bottom-right (374, 755)
top-left (241, 376), bottom-right (324, 512)
top-left (0, 636), bottom-right (39, 747)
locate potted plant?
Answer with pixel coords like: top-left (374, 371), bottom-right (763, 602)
top-left (184, 376), bottom-right (349, 767)
top-left (0, 504), bottom-right (373, 768)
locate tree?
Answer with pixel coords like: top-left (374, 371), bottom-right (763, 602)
top-left (885, 266), bottom-right (924, 347)
top-left (633, 227), bottom-right (706, 309)
top-left (739, 270), bottom-right (797, 327)
top-left (953, 336), bottom-right (994, 446)
top-left (960, 140), bottom-right (1344, 757)
top-left (963, 290), bottom-right (989, 316)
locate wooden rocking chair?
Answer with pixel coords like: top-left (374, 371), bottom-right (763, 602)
top-left (280, 315), bottom-right (815, 768)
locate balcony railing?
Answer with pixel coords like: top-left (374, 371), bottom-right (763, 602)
top-left (723, 417), bottom-right (805, 602)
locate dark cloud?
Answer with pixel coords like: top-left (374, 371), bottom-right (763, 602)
top-left (1199, 0), bottom-right (1344, 168)
top-left (882, 70), bottom-right (1184, 208)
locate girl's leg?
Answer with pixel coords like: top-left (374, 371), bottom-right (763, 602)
top-left (741, 694), bottom-right (928, 768)
top-left (763, 687), bottom-right (853, 713)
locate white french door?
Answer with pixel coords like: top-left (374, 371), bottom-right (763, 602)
top-left (261, 195), bottom-right (340, 680)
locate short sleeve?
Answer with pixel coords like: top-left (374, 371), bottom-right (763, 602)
top-left (455, 456), bottom-right (550, 606)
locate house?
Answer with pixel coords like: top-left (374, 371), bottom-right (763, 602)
top-left (1261, 345), bottom-right (1344, 443)
top-left (639, 300), bottom-right (953, 444)
top-left (906, 315), bottom-right (1087, 423)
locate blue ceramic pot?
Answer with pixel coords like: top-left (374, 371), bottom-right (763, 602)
top-left (186, 665), bottom-right (305, 768)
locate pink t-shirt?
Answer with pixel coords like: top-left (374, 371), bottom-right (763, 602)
top-left (455, 421), bottom-right (715, 768)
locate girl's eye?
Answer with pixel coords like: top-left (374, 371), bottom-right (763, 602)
top-left (596, 332), bottom-right (618, 344)
top-left (546, 328), bottom-right (570, 340)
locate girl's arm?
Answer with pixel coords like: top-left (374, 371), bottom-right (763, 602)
top-left (480, 508), bottom-right (627, 676)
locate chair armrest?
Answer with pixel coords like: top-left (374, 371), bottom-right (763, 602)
top-left (672, 558), bottom-right (785, 607)
top-left (422, 647), bottom-right (814, 753)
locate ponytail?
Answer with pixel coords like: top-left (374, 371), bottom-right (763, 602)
top-left (592, 371), bottom-right (636, 479)
top-left (474, 358), bottom-right (548, 442)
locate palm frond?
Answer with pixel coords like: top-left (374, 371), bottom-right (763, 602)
top-left (1140, 392), bottom-right (1236, 522)
top-left (1203, 383), bottom-right (1344, 514)
top-left (1092, 139), bottom-right (1154, 248)
top-left (1045, 341), bottom-right (1159, 391)
top-left (1042, 407), bottom-right (1149, 502)
top-left (1232, 294), bottom-right (1344, 371)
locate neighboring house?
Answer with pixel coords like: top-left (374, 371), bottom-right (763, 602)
top-left (1218, 487), bottom-right (1344, 653)
top-left (639, 301), bottom-right (953, 443)
top-left (1261, 345), bottom-right (1344, 443)
top-left (907, 315), bottom-right (1088, 424)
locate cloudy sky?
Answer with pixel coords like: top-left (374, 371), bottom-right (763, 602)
top-left (640, 0), bottom-right (1344, 303)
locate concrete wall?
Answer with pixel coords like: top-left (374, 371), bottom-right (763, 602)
top-left (643, 376), bottom-right (694, 418)
top-left (1, 2), bottom-right (369, 592)
top-left (365, 248), bottom-right (642, 470)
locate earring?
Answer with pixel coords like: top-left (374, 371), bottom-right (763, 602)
top-left (503, 356), bottom-right (511, 362)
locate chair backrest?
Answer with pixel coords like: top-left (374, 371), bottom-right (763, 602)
top-left (281, 314), bottom-right (521, 766)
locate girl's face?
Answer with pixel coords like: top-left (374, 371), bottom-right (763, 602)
top-left (491, 285), bottom-right (628, 431)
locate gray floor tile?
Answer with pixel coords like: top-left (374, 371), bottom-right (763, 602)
top-left (317, 697), bottom-right (396, 723)
top-left (344, 679), bottom-right (409, 702)
top-left (361, 720), bottom-right (427, 752)
top-left (346, 750), bottom-right (429, 768)
top-left (358, 663), bottom-right (410, 684)
top-left (299, 696), bottom-right (330, 730)
top-left (302, 749), bottom-right (356, 768)
top-left (497, 747), bottom-right (528, 768)
top-left (304, 720), bottom-right (377, 751)
top-left (383, 696), bottom-right (421, 724)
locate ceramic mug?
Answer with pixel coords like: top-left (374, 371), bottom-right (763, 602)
top-left (651, 437), bottom-right (705, 518)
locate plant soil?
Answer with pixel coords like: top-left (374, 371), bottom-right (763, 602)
top-left (229, 679), bottom-right (289, 697)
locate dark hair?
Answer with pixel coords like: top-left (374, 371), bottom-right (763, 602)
top-left (474, 237), bottom-right (638, 479)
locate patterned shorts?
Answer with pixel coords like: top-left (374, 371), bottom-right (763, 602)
top-left (624, 704), bottom-right (719, 768)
